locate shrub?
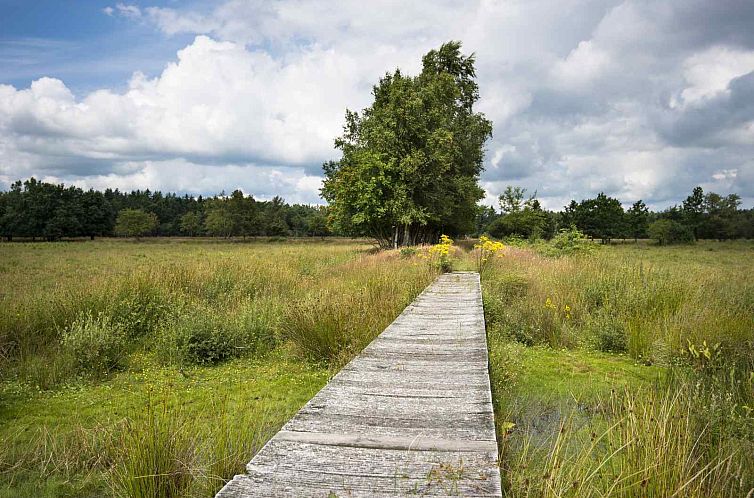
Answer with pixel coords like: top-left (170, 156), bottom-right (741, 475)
top-left (648, 219), bottom-right (695, 245)
top-left (159, 302), bottom-right (277, 366)
top-left (235, 300), bottom-right (278, 354)
top-left (164, 313), bottom-right (238, 366)
top-left (487, 209), bottom-right (549, 240)
top-left (592, 312), bottom-right (628, 353)
top-left (542, 227), bottom-right (595, 256)
top-left (108, 278), bottom-right (171, 338)
top-left (61, 313), bottom-right (127, 375)
top-left (399, 247), bottom-right (417, 258)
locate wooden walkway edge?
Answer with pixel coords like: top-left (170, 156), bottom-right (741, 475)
top-left (216, 271), bottom-right (502, 497)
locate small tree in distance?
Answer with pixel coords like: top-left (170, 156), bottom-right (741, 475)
top-left (648, 219), bottom-right (694, 245)
top-left (179, 211), bottom-right (202, 237)
top-left (114, 209), bottom-right (158, 240)
top-left (204, 207), bottom-right (233, 238)
top-left (626, 200), bottom-right (649, 242)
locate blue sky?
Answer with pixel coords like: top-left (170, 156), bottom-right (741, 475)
top-left (1, 1), bottom-right (753, 208)
top-left (0, 0), bottom-right (195, 93)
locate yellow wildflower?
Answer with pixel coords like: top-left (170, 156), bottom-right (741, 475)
top-left (474, 235), bottom-right (505, 273)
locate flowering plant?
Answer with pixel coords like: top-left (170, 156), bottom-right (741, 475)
top-left (427, 234), bottom-right (455, 273)
top-left (473, 235), bottom-right (505, 273)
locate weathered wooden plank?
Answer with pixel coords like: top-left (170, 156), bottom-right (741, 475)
top-left (216, 272), bottom-right (502, 497)
top-left (223, 441), bottom-right (500, 497)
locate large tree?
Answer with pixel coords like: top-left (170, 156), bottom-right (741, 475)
top-left (322, 41), bottom-right (492, 247)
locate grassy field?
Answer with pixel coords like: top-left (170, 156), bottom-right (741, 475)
top-left (0, 238), bottom-right (436, 497)
top-left (482, 240), bottom-right (754, 497)
top-left (1, 237), bottom-right (752, 497)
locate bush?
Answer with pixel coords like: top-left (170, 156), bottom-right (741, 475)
top-left (592, 312), bottom-right (628, 353)
top-left (541, 227), bottom-right (595, 256)
top-left (399, 247), bottom-right (417, 258)
top-left (159, 302), bottom-right (278, 366)
top-left (61, 313), bottom-right (127, 375)
top-left (108, 278), bottom-right (171, 338)
top-left (235, 300), bottom-right (278, 354)
top-left (488, 209), bottom-right (549, 240)
top-left (164, 313), bottom-right (238, 366)
top-left (648, 219), bottom-right (695, 245)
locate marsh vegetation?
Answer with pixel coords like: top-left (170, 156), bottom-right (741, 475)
top-left (0, 239), bottom-right (435, 497)
top-left (483, 240), bottom-right (754, 497)
top-left (1, 237), bottom-right (752, 497)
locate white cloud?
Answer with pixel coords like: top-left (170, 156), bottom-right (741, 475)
top-left (552, 40), bottom-right (611, 88)
top-left (677, 46), bottom-right (754, 106)
top-left (0, 35), bottom-right (372, 171)
top-left (114, 3), bottom-right (142, 19)
top-left (144, 7), bottom-right (217, 36)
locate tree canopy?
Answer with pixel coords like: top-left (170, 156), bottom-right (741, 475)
top-left (488, 187), bottom-right (551, 239)
top-left (0, 178), bottom-right (331, 240)
top-left (476, 185), bottom-right (752, 244)
top-left (114, 209), bottom-right (158, 239)
top-left (322, 41), bottom-right (492, 247)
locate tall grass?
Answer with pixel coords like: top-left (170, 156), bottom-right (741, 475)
top-left (109, 395), bottom-right (276, 498)
top-left (0, 240), bottom-right (384, 384)
top-left (482, 241), bottom-right (754, 497)
top-left (502, 384), bottom-right (751, 497)
top-left (0, 393), bottom-right (279, 498)
top-left (483, 243), bottom-right (754, 374)
top-left (283, 250), bottom-right (435, 364)
top-left (0, 239), bottom-right (437, 496)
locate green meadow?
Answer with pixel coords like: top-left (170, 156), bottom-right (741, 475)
top-left (0, 239), bottom-right (435, 497)
top-left (483, 240), bottom-right (754, 497)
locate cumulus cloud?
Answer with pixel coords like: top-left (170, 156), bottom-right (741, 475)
top-left (0, 35), bottom-right (369, 172)
top-left (3, 0), bottom-right (754, 208)
top-left (677, 46), bottom-right (754, 106)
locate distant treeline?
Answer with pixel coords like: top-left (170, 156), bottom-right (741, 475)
top-left (2, 178), bottom-right (751, 243)
top-left (0, 178), bottom-right (330, 241)
top-left (476, 186), bottom-right (754, 243)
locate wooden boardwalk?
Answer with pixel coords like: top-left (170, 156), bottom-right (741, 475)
top-left (217, 272), bottom-right (502, 497)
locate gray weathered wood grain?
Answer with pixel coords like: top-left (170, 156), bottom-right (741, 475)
top-left (216, 271), bottom-right (502, 497)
